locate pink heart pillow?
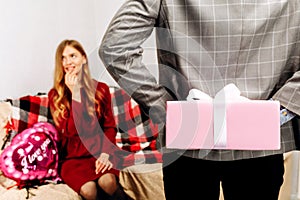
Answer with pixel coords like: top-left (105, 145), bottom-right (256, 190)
top-left (0, 122), bottom-right (59, 182)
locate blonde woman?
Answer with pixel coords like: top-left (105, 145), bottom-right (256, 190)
top-left (48, 39), bottom-right (129, 200)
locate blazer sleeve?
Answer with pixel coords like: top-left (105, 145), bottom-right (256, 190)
top-left (99, 0), bottom-right (173, 124)
top-left (272, 68), bottom-right (300, 116)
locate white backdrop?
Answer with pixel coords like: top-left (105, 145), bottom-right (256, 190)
top-left (0, 0), bottom-right (157, 99)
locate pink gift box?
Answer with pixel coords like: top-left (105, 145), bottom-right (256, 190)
top-left (166, 100), bottom-right (280, 150)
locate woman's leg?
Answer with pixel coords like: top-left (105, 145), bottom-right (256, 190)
top-left (97, 173), bottom-right (118, 196)
top-left (80, 181), bottom-right (98, 200)
top-left (98, 173), bottom-right (131, 200)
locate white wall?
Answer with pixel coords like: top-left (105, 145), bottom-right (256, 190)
top-left (0, 0), bottom-right (157, 99)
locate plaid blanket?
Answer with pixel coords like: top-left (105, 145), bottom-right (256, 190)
top-left (109, 87), bottom-right (162, 165)
top-left (10, 95), bottom-right (52, 134)
top-left (6, 87), bottom-right (162, 166)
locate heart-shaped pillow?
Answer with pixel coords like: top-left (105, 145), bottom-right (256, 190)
top-left (0, 122), bottom-right (59, 182)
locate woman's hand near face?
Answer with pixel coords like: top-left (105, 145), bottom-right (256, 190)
top-left (65, 69), bottom-right (82, 102)
top-left (65, 70), bottom-right (78, 92)
top-left (95, 153), bottom-right (113, 174)
top-left (62, 45), bottom-right (85, 101)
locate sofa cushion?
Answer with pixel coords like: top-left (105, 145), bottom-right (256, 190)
top-left (0, 102), bottom-right (12, 152)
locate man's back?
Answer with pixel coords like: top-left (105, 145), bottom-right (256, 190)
top-left (157, 0), bottom-right (300, 98)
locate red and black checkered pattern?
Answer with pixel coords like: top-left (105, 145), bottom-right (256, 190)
top-left (8, 87), bottom-right (162, 166)
top-left (10, 95), bottom-right (52, 134)
top-left (110, 87), bottom-right (162, 165)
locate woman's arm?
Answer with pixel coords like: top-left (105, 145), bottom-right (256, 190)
top-left (99, 83), bottom-right (118, 154)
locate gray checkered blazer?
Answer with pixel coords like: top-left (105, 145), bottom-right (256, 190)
top-left (99, 0), bottom-right (300, 161)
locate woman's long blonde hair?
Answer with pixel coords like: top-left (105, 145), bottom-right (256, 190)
top-left (51, 39), bottom-right (103, 125)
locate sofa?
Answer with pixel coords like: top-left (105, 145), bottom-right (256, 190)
top-left (0, 86), bottom-right (165, 200)
top-left (0, 86), bottom-right (299, 200)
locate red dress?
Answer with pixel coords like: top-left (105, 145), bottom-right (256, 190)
top-left (48, 81), bottom-right (121, 194)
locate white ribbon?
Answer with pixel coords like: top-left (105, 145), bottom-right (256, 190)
top-left (186, 83), bottom-right (249, 148)
top-left (186, 89), bottom-right (212, 101)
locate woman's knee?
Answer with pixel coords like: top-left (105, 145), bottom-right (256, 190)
top-left (80, 181), bottom-right (97, 200)
top-left (98, 173), bottom-right (117, 195)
